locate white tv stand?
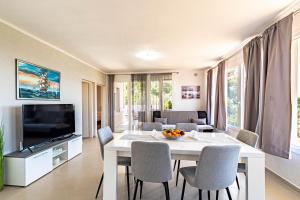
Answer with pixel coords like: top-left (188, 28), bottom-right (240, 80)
top-left (4, 135), bottom-right (82, 186)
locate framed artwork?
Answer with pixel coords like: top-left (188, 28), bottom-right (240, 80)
top-left (16, 59), bottom-right (61, 100)
top-left (181, 85), bottom-right (200, 99)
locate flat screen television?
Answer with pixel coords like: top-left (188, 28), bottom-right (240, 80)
top-left (22, 104), bottom-right (75, 149)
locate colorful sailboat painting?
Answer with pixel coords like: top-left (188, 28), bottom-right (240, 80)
top-left (16, 59), bottom-right (60, 100)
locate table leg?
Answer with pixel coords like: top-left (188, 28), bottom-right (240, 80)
top-left (103, 150), bottom-right (118, 200)
top-left (246, 157), bottom-right (265, 200)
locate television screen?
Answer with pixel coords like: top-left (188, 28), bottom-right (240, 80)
top-left (22, 104), bottom-right (75, 148)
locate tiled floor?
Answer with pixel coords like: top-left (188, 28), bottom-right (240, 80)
top-left (0, 138), bottom-right (299, 200)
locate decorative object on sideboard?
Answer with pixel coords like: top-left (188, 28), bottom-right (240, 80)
top-left (16, 59), bottom-right (61, 100)
top-left (0, 121), bottom-right (4, 191)
top-left (181, 85), bottom-right (200, 99)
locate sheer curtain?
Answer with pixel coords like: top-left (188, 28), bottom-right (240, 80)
top-left (131, 73), bottom-right (172, 129)
top-left (131, 74), bottom-right (148, 129)
top-left (107, 74), bottom-right (115, 131)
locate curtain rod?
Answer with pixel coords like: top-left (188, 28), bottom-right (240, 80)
top-left (107, 71), bottom-right (179, 75)
top-left (295, 8), bottom-right (300, 15)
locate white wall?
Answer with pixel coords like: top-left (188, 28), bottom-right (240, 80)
top-left (266, 151), bottom-right (300, 188)
top-left (0, 21), bottom-right (106, 154)
top-left (172, 70), bottom-right (207, 111)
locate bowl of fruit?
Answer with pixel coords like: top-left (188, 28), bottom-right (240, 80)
top-left (162, 129), bottom-right (185, 140)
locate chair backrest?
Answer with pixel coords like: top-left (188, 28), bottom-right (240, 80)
top-left (131, 141), bottom-right (172, 183)
top-left (176, 123), bottom-right (197, 132)
top-left (97, 126), bottom-right (114, 160)
top-left (194, 145), bottom-right (241, 190)
top-left (142, 122), bottom-right (163, 131)
top-left (237, 129), bottom-right (259, 148)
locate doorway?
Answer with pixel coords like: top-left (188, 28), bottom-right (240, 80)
top-left (97, 85), bottom-right (102, 130)
top-left (82, 80), bottom-right (95, 138)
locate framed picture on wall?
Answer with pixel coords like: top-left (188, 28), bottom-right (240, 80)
top-left (16, 59), bottom-right (61, 100)
top-left (181, 85), bottom-right (200, 99)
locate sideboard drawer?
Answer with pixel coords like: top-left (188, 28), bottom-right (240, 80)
top-left (25, 149), bottom-right (53, 185)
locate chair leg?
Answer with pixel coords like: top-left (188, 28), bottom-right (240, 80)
top-left (235, 176), bottom-right (240, 190)
top-left (126, 166), bottom-right (130, 200)
top-left (95, 173), bottom-right (103, 199)
top-left (226, 187), bottom-right (232, 200)
top-left (133, 179), bottom-right (140, 200)
top-left (198, 189), bottom-right (202, 200)
top-left (181, 179), bottom-right (186, 200)
top-left (140, 181), bottom-right (143, 199)
top-left (173, 160), bottom-right (177, 171)
top-left (216, 190), bottom-right (219, 200)
top-left (162, 182), bottom-right (170, 200)
top-left (176, 160), bottom-right (181, 186)
top-left (208, 190), bottom-right (210, 200)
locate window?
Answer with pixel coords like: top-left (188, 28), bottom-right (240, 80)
top-left (150, 80), bottom-right (160, 110)
top-left (210, 68), bottom-right (218, 125)
top-left (150, 74), bottom-right (172, 111)
top-left (293, 39), bottom-right (300, 145)
top-left (162, 79), bottom-right (172, 110)
top-left (226, 65), bottom-right (242, 127)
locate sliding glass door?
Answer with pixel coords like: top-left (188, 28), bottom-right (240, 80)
top-left (113, 73), bottom-right (172, 131)
top-left (114, 75), bottom-right (132, 132)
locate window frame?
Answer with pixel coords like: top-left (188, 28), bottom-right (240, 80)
top-left (150, 76), bottom-right (173, 111)
top-left (225, 64), bottom-right (244, 129)
top-left (291, 37), bottom-right (300, 151)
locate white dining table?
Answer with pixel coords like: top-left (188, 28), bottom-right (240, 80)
top-left (103, 130), bottom-right (265, 200)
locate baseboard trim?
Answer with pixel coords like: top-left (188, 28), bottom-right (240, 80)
top-left (266, 168), bottom-right (300, 193)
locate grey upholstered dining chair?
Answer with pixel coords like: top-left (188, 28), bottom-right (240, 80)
top-left (180, 145), bottom-right (241, 200)
top-left (174, 122), bottom-right (198, 186)
top-left (131, 141), bottom-right (172, 200)
top-left (237, 129), bottom-right (259, 148)
top-left (175, 123), bottom-right (198, 132)
top-left (95, 126), bottom-right (131, 199)
top-left (142, 122), bottom-right (163, 131)
top-left (235, 129), bottom-right (259, 190)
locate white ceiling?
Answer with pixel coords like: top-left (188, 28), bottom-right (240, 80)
top-left (0, 0), bottom-right (296, 73)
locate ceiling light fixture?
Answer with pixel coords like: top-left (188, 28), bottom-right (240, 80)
top-left (135, 50), bottom-right (163, 61)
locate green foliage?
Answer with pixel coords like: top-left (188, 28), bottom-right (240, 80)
top-left (163, 82), bottom-right (172, 94)
top-left (151, 81), bottom-right (159, 97)
top-left (124, 84), bottom-right (128, 105)
top-left (164, 100), bottom-right (173, 110)
top-left (163, 81), bottom-right (172, 110)
top-left (132, 82), bottom-right (144, 105)
top-left (0, 122), bottom-right (4, 191)
top-left (227, 68), bottom-right (240, 127)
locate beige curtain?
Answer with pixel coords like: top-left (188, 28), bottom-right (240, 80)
top-left (260, 14), bottom-right (293, 159)
top-left (214, 61), bottom-right (226, 130)
top-left (206, 70), bottom-right (213, 125)
top-left (243, 37), bottom-right (262, 132)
